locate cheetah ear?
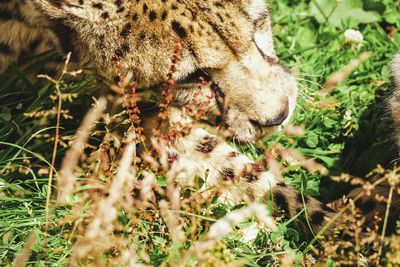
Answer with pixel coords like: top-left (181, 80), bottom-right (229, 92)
top-left (32, 0), bottom-right (101, 22)
top-left (243, 0), bottom-right (276, 57)
top-left (243, 0), bottom-right (269, 21)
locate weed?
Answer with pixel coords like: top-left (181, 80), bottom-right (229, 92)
top-left (1, 0), bottom-right (400, 266)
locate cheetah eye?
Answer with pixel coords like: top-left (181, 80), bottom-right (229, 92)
top-left (178, 68), bottom-right (212, 84)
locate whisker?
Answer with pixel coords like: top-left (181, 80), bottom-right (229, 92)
top-left (232, 136), bottom-right (238, 151)
top-left (298, 82), bottom-right (321, 94)
top-left (298, 84), bottom-right (319, 98)
top-left (295, 103), bottom-right (306, 113)
top-left (297, 86), bottom-right (313, 101)
top-left (298, 78), bottom-right (324, 89)
top-left (297, 72), bottom-right (325, 77)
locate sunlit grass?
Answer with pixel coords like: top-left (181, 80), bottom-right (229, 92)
top-left (0, 0), bottom-right (399, 266)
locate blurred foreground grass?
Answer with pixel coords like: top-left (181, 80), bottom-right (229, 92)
top-left (0, 0), bottom-right (399, 266)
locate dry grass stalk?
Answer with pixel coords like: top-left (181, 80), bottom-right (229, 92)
top-left (139, 171), bottom-right (156, 208)
top-left (118, 247), bottom-right (146, 267)
top-left (29, 40), bottom-right (398, 267)
top-left (13, 232), bottom-right (38, 267)
top-left (37, 52), bottom-right (83, 264)
top-left (57, 97), bottom-right (107, 203)
top-left (275, 146), bottom-right (328, 174)
top-left (159, 200), bottom-right (185, 244)
top-left (182, 204), bottom-right (276, 264)
top-left (69, 133), bottom-right (138, 265)
top-left (318, 52), bottom-right (370, 97)
top-left (313, 166), bottom-right (400, 265)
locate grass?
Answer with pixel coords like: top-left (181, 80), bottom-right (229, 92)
top-left (1, 0), bottom-right (400, 266)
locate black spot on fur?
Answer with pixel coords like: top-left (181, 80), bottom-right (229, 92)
top-left (211, 82), bottom-right (225, 113)
top-left (113, 75), bottom-right (121, 84)
top-left (149, 11), bottom-right (157, 21)
top-left (297, 192), bottom-right (309, 203)
top-left (171, 20), bottom-right (187, 38)
top-left (120, 23), bottom-right (132, 37)
top-left (242, 163), bottom-right (262, 182)
top-left (116, 6), bottom-right (125, 13)
top-left (196, 136), bottom-right (219, 153)
top-left (161, 10), bottom-right (168, 20)
top-left (311, 211), bottom-right (326, 226)
top-left (143, 3), bottom-right (148, 13)
top-left (92, 2), bottom-right (103, 9)
top-left (243, 173), bottom-right (259, 182)
top-left (101, 12), bottom-right (109, 19)
top-left (228, 151), bottom-right (239, 157)
top-left (276, 182), bottom-right (287, 187)
top-left (0, 42), bottom-right (13, 55)
top-left (274, 191), bottom-right (290, 215)
top-left (0, 9), bottom-right (24, 21)
top-left (121, 43), bottom-right (130, 52)
top-left (115, 49), bottom-right (123, 57)
top-left (28, 37), bottom-right (43, 52)
top-left (220, 168), bottom-right (235, 181)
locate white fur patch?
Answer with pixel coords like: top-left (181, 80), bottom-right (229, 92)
top-left (64, 6), bottom-right (101, 21)
top-left (254, 31), bottom-right (275, 57)
top-left (245, 0), bottom-right (268, 20)
top-left (251, 172), bottom-right (277, 198)
top-left (166, 108), bottom-right (280, 205)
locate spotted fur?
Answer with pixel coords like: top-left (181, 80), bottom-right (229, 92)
top-left (0, 0), bottom-right (74, 73)
top-left (3, 0), bottom-right (298, 143)
top-left (163, 108), bottom-right (335, 235)
top-left (1, 0), bottom-right (339, 235)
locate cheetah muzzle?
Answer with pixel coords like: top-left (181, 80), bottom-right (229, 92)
top-left (32, 0), bottom-right (298, 143)
top-left (2, 0), bottom-right (338, 237)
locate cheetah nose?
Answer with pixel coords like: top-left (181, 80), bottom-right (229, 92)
top-left (251, 97), bottom-right (289, 127)
top-left (265, 106), bottom-right (289, 126)
top-left (265, 96), bottom-right (289, 126)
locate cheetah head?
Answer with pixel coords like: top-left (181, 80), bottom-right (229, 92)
top-left (33, 0), bottom-right (298, 143)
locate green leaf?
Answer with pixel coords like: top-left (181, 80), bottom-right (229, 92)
top-left (153, 235), bottom-right (167, 246)
top-left (309, 0), bottom-right (381, 28)
top-left (363, 0), bottom-right (386, 14)
top-left (323, 116), bottom-right (337, 128)
top-left (0, 107), bottom-right (11, 122)
top-left (156, 176), bottom-right (167, 187)
top-left (294, 26), bottom-right (317, 49)
top-left (384, 9), bottom-right (400, 25)
top-left (306, 132), bottom-right (319, 148)
top-left (326, 259), bottom-right (337, 267)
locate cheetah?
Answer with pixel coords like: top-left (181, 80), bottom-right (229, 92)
top-left (0, 0), bottom-right (336, 234)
